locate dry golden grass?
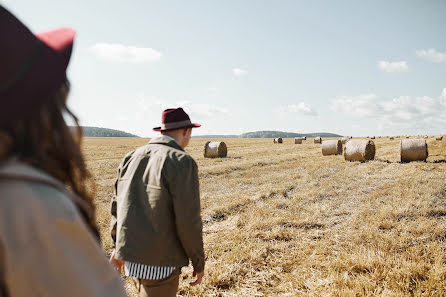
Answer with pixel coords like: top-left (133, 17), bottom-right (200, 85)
top-left (83, 137), bottom-right (446, 296)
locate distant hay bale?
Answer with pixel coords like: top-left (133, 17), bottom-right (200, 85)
top-left (400, 139), bottom-right (428, 162)
top-left (274, 138), bottom-right (283, 144)
top-left (436, 136), bottom-right (443, 141)
top-left (424, 135), bottom-right (429, 139)
top-left (341, 137), bottom-right (350, 144)
top-left (344, 140), bottom-right (375, 162)
top-left (204, 141), bottom-right (227, 158)
top-left (370, 136), bottom-right (375, 139)
top-left (406, 136), bottom-right (410, 139)
top-left (314, 136), bottom-right (322, 144)
top-left (322, 140), bottom-right (342, 156)
top-left (294, 138), bottom-right (303, 144)
top-left (389, 137), bottom-right (394, 140)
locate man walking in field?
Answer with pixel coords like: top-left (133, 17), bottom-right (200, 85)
top-left (109, 108), bottom-right (205, 297)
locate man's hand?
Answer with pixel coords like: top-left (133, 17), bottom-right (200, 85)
top-left (109, 250), bottom-right (124, 274)
top-left (190, 270), bottom-right (204, 286)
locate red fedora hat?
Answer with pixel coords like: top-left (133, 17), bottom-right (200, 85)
top-left (0, 5), bottom-right (75, 127)
top-left (153, 108), bottom-right (201, 132)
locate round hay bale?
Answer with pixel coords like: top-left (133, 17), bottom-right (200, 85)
top-left (370, 136), bottom-right (375, 139)
top-left (314, 136), bottom-right (322, 144)
top-left (436, 136), bottom-right (443, 141)
top-left (322, 140), bottom-right (342, 156)
top-left (274, 138), bottom-right (283, 144)
top-left (204, 141), bottom-right (227, 158)
top-left (344, 139), bottom-right (375, 162)
top-left (294, 138), bottom-right (302, 144)
top-left (400, 139), bottom-right (428, 162)
top-left (406, 136), bottom-right (410, 139)
top-left (341, 136), bottom-right (350, 144)
top-left (389, 137), bottom-right (394, 140)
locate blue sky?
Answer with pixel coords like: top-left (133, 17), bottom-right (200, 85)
top-left (3, 0), bottom-right (446, 137)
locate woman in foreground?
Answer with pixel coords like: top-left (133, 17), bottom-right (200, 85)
top-left (0, 5), bottom-right (127, 297)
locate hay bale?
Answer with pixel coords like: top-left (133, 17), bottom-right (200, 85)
top-left (424, 135), bottom-right (429, 139)
top-left (274, 138), bottom-right (283, 144)
top-left (370, 136), bottom-right (375, 139)
top-left (400, 139), bottom-right (428, 162)
top-left (204, 141), bottom-right (227, 158)
top-left (389, 137), bottom-right (394, 140)
top-left (322, 140), bottom-right (342, 156)
top-left (294, 138), bottom-right (302, 144)
top-left (341, 136), bottom-right (350, 144)
top-left (344, 140), bottom-right (375, 162)
top-left (436, 136), bottom-right (443, 141)
top-left (314, 136), bottom-right (322, 144)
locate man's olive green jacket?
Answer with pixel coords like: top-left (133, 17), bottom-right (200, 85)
top-left (111, 136), bottom-right (205, 273)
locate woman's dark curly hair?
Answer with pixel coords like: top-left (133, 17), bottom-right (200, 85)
top-left (0, 81), bottom-right (99, 240)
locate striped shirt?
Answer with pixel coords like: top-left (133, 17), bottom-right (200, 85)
top-left (124, 261), bottom-right (176, 280)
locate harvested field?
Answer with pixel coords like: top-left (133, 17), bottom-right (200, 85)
top-left (84, 137), bottom-right (446, 296)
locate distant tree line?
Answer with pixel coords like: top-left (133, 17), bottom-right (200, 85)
top-left (74, 126), bottom-right (139, 137)
top-left (193, 131), bottom-right (343, 138)
top-left (240, 131), bottom-right (342, 138)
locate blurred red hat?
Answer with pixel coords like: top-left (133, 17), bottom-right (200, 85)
top-left (0, 5), bottom-right (75, 127)
top-left (153, 108), bottom-right (201, 132)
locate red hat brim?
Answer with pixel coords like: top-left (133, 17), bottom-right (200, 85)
top-left (153, 123), bottom-right (201, 132)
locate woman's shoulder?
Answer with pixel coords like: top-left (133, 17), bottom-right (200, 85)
top-left (0, 158), bottom-right (79, 220)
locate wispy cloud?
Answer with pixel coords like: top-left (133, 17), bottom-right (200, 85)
top-left (90, 43), bottom-right (161, 63)
top-left (285, 102), bottom-right (318, 116)
top-left (233, 68), bottom-right (248, 76)
top-left (416, 48), bottom-right (446, 63)
top-left (378, 61), bottom-right (409, 73)
top-left (331, 89), bottom-right (446, 132)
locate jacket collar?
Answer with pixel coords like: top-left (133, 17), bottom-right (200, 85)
top-left (149, 135), bottom-right (184, 151)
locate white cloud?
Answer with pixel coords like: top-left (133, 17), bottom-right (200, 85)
top-left (331, 89), bottom-right (446, 133)
top-left (331, 94), bottom-right (379, 117)
top-left (90, 43), bottom-right (161, 63)
top-left (207, 87), bottom-right (218, 92)
top-left (378, 61), bottom-right (409, 73)
top-left (416, 49), bottom-right (446, 63)
top-left (286, 102), bottom-right (318, 116)
top-left (233, 68), bottom-right (248, 76)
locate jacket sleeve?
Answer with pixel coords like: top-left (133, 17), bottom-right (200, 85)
top-left (110, 151), bottom-right (133, 249)
top-left (0, 183), bottom-right (128, 297)
top-left (168, 156), bottom-right (205, 273)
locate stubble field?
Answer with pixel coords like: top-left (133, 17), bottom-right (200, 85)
top-left (83, 137), bottom-right (446, 296)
